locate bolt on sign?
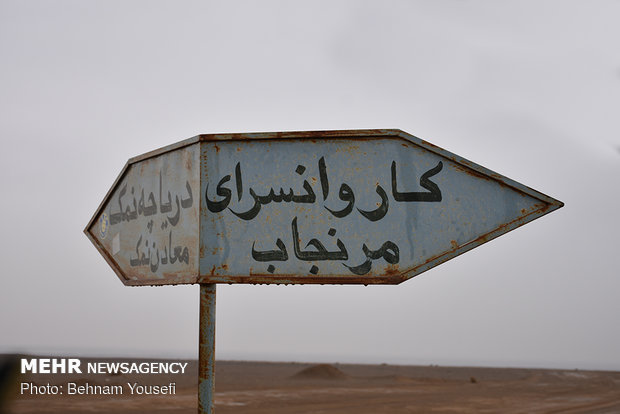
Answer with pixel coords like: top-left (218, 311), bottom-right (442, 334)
top-left (85, 129), bottom-right (563, 286)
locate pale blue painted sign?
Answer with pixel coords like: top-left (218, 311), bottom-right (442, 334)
top-left (85, 130), bottom-right (563, 285)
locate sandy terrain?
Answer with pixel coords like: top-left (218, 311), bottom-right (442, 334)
top-left (3, 356), bottom-right (620, 413)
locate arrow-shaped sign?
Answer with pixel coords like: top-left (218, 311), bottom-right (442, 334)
top-left (85, 129), bottom-right (563, 286)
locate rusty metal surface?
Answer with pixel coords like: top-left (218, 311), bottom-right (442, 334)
top-left (197, 130), bottom-right (562, 285)
top-left (85, 129), bottom-right (563, 286)
top-left (198, 284), bottom-right (216, 414)
top-left (85, 142), bottom-right (200, 285)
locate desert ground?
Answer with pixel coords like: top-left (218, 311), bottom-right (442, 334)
top-left (3, 356), bottom-right (620, 413)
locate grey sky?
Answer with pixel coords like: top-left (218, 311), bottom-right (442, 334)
top-left (1, 1), bottom-right (619, 370)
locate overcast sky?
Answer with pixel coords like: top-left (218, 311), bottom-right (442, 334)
top-left (1, 0), bottom-right (619, 371)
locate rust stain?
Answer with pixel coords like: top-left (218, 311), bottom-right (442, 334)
top-left (450, 240), bottom-right (458, 249)
top-left (198, 274), bottom-right (404, 285)
top-left (210, 265), bottom-right (216, 276)
top-left (421, 139), bottom-right (440, 149)
top-left (214, 144), bottom-right (220, 153)
top-left (451, 163), bottom-right (490, 181)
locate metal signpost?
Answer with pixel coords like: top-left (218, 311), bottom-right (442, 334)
top-left (85, 129), bottom-right (563, 413)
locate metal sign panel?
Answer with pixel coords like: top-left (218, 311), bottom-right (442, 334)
top-left (85, 130), bottom-right (563, 286)
top-left (85, 139), bottom-right (201, 285)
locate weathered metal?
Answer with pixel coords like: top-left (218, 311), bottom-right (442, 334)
top-left (85, 129), bottom-right (563, 286)
top-left (85, 138), bottom-right (200, 285)
top-left (198, 284), bottom-right (216, 414)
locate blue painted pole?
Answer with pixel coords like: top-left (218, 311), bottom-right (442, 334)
top-left (198, 284), bottom-right (216, 413)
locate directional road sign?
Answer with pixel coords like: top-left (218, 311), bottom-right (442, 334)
top-left (85, 129), bottom-right (563, 286)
